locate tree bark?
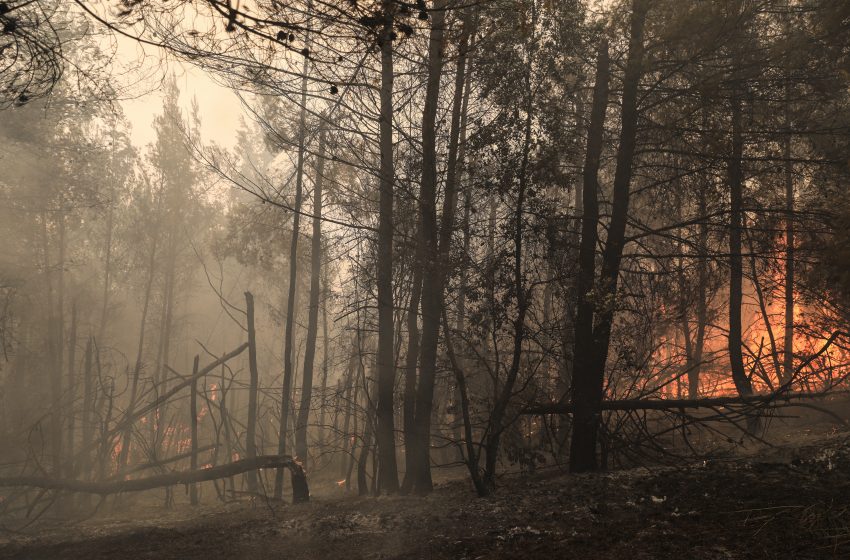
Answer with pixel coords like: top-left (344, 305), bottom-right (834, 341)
top-left (727, 91), bottom-right (754, 398)
top-left (400, 241), bottom-right (422, 493)
top-left (567, 38), bottom-right (611, 472)
top-left (409, 0), bottom-right (449, 495)
top-left (65, 301), bottom-right (77, 478)
top-left (570, 0), bottom-right (648, 473)
top-left (78, 336), bottom-right (94, 509)
top-left (783, 122), bottom-right (794, 384)
top-left (691, 188), bottom-right (709, 399)
top-left (0, 456), bottom-right (306, 496)
top-left (295, 128), bottom-right (326, 464)
top-left (244, 291), bottom-right (260, 494)
top-left (275, 41), bottom-right (311, 500)
top-left (374, 0), bottom-right (400, 494)
top-left (317, 265), bottom-right (330, 450)
top-left (189, 354), bottom-right (199, 505)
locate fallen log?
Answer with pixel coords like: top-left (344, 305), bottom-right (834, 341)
top-left (0, 455), bottom-right (308, 502)
top-left (523, 390), bottom-right (850, 415)
top-left (528, 333), bottom-right (850, 416)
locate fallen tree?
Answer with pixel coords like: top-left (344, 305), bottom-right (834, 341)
top-left (0, 455), bottom-right (309, 503)
top-left (528, 332), bottom-right (849, 416)
top-left (112, 342), bottom-right (250, 435)
top-left (523, 390), bottom-right (850, 415)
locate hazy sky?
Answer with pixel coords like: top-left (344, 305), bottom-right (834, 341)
top-left (114, 34), bottom-right (243, 149)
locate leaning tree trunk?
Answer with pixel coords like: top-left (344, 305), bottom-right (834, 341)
top-left (570, 0), bottom-right (648, 473)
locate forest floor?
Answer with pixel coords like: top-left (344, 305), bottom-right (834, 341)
top-left (3, 426), bottom-right (850, 559)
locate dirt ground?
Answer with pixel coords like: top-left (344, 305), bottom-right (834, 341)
top-left (2, 429), bottom-right (850, 560)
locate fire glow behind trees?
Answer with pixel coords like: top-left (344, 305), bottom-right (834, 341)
top-left (2, 0), bottom-right (850, 557)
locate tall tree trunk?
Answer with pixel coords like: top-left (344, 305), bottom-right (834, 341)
top-left (218, 342), bottom-right (235, 497)
top-left (690, 188), bottom-right (709, 399)
top-left (567, 39), bottom-right (611, 472)
top-left (409, 0), bottom-right (450, 495)
top-left (727, 91), bottom-right (754, 398)
top-left (244, 291), bottom-right (260, 494)
top-left (339, 343), bottom-right (357, 481)
top-left (358, 372), bottom-right (377, 496)
top-left (782, 122), bottom-right (794, 384)
top-left (317, 265), bottom-right (330, 450)
top-left (295, 129), bottom-right (326, 464)
top-left (99, 184), bottom-right (115, 342)
top-left (274, 44), bottom-right (311, 500)
top-left (78, 337), bottom-right (94, 509)
top-left (65, 302), bottom-right (77, 478)
top-left (189, 355), bottom-right (199, 505)
top-left (400, 216), bottom-right (423, 493)
top-left (374, 0), bottom-right (400, 494)
top-left (571, 0), bottom-right (648, 473)
top-left (54, 212), bottom-right (66, 478)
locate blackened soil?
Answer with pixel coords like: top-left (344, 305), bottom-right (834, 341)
top-left (3, 434), bottom-right (850, 559)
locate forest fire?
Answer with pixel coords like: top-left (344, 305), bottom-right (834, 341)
top-left (650, 278), bottom-right (849, 400)
top-left (2, 0), bottom-right (850, 559)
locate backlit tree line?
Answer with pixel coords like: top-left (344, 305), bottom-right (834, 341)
top-left (1, 0), bottom-right (850, 510)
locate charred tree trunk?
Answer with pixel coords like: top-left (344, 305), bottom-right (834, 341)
top-left (374, 0), bottom-right (400, 494)
top-left (317, 266), bottom-right (330, 451)
top-left (65, 302), bottom-right (77, 478)
top-left (571, 0), bottom-right (648, 473)
top-left (98, 182), bottom-right (115, 342)
top-left (295, 129), bottom-right (326, 465)
top-left (274, 43), bottom-right (310, 500)
top-left (244, 292), bottom-right (260, 494)
top-left (189, 355), bottom-right (199, 505)
top-left (339, 342), bottom-right (357, 481)
top-left (727, 91), bottom-right (754, 399)
top-left (78, 337), bottom-right (94, 509)
top-left (783, 121), bottom-right (794, 384)
top-left (691, 188), bottom-right (709, 399)
top-left (55, 211), bottom-right (66, 478)
top-left (400, 245), bottom-right (422, 493)
top-left (567, 39), bottom-right (611, 472)
top-left (408, 0), bottom-right (449, 495)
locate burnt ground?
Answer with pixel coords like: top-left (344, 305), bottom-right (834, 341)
top-left (3, 431), bottom-right (850, 560)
